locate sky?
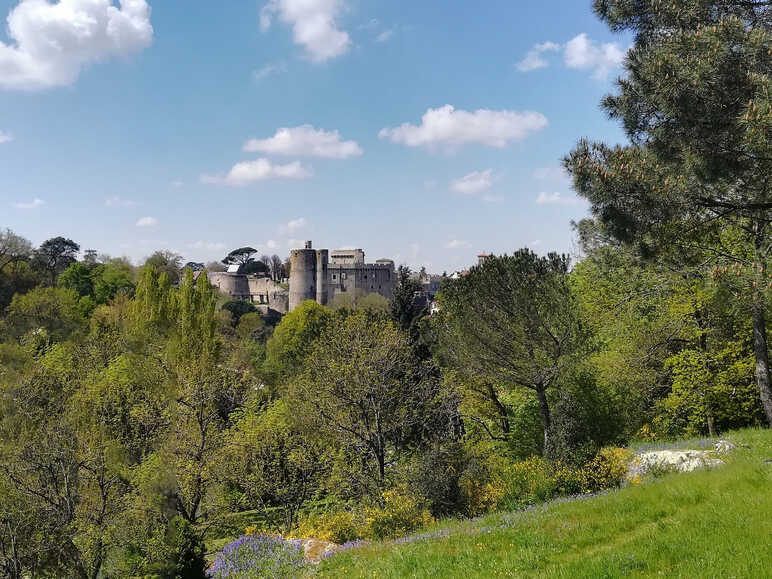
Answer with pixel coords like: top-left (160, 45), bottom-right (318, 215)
top-left (0, 0), bottom-right (632, 273)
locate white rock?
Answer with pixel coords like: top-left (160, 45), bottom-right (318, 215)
top-left (627, 449), bottom-right (724, 480)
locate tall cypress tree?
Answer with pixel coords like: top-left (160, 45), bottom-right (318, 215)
top-left (565, 1), bottom-right (772, 423)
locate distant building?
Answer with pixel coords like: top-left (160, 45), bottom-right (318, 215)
top-left (289, 241), bottom-right (396, 311)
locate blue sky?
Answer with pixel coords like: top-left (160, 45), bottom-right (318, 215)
top-left (0, 0), bottom-right (630, 273)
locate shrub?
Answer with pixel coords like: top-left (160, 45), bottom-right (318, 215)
top-left (461, 447), bottom-right (633, 515)
top-left (458, 453), bottom-right (509, 516)
top-left (295, 509), bottom-right (363, 544)
top-left (208, 534), bottom-right (307, 579)
top-left (364, 488), bottom-right (434, 540)
top-left (582, 447), bottom-right (633, 492)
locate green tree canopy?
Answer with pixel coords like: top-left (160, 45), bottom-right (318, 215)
top-left (565, 0), bottom-right (772, 422)
top-left (438, 249), bottom-right (583, 453)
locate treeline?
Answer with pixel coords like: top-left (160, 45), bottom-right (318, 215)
top-left (0, 225), bottom-right (768, 577)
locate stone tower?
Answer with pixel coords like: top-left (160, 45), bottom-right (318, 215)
top-left (289, 241), bottom-right (329, 311)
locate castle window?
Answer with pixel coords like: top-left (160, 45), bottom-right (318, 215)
top-left (332, 274), bottom-right (336, 280)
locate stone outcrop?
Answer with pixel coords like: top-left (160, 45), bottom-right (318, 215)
top-left (627, 440), bottom-right (735, 480)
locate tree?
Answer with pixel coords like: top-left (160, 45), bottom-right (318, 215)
top-left (0, 229), bottom-right (36, 309)
top-left (33, 237), bottom-right (79, 285)
top-left (92, 261), bottom-right (135, 304)
top-left (58, 262), bottom-right (95, 297)
top-left (7, 287), bottom-right (86, 342)
top-left (389, 265), bottom-right (427, 342)
top-left (222, 247), bottom-right (258, 267)
top-left (184, 262), bottom-right (205, 272)
top-left (262, 301), bottom-right (333, 386)
top-left (438, 250), bottom-right (583, 453)
top-left (270, 254), bottom-right (284, 281)
top-left (220, 401), bottom-right (329, 533)
top-left (290, 312), bottom-right (452, 488)
top-left (0, 228), bottom-right (33, 270)
top-left (241, 260), bottom-right (268, 275)
top-left (145, 251), bottom-right (184, 285)
top-left (565, 1), bottom-right (772, 423)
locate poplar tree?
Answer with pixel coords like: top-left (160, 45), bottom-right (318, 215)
top-left (565, 0), bottom-right (772, 423)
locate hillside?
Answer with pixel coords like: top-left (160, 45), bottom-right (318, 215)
top-left (314, 429), bottom-right (772, 578)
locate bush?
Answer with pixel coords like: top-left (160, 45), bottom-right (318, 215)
top-left (582, 447), bottom-right (633, 492)
top-left (365, 488), bottom-right (434, 540)
top-left (208, 534), bottom-right (307, 579)
top-left (295, 509), bottom-right (363, 544)
top-left (222, 300), bottom-right (258, 324)
top-left (294, 488), bottom-right (434, 543)
top-left (460, 448), bottom-right (633, 515)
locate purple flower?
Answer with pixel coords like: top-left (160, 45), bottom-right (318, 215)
top-left (208, 534), bottom-right (307, 578)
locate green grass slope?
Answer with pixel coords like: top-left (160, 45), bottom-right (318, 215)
top-left (314, 429), bottom-right (772, 578)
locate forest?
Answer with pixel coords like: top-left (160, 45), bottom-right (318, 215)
top-left (1, 0), bottom-right (770, 577)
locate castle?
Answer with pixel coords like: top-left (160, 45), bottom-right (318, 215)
top-left (289, 241), bottom-right (395, 311)
top-left (208, 241), bottom-right (395, 315)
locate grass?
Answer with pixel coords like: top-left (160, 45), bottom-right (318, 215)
top-left (313, 428), bottom-right (772, 578)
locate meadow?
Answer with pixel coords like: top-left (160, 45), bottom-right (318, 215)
top-left (314, 429), bottom-right (772, 578)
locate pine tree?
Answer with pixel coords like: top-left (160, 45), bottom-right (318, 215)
top-left (565, 0), bottom-right (772, 423)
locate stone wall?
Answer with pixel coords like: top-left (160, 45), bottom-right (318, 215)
top-left (209, 272), bottom-right (289, 314)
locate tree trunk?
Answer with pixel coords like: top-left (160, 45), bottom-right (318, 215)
top-left (752, 298), bottom-right (772, 425)
top-left (535, 388), bottom-right (552, 454)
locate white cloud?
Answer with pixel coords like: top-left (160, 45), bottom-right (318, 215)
top-left (12, 198), bottom-right (44, 209)
top-left (564, 33), bottom-right (625, 80)
top-left (105, 195), bottom-right (137, 208)
top-left (188, 241), bottom-right (226, 251)
top-left (253, 61), bottom-right (287, 81)
top-left (444, 239), bottom-right (472, 249)
top-left (260, 0), bottom-right (350, 63)
top-left (535, 191), bottom-right (583, 206)
top-left (375, 28), bottom-right (393, 43)
top-left (279, 217), bottom-right (307, 233)
top-left (517, 34), bottom-right (625, 80)
top-left (265, 239), bottom-right (278, 249)
top-left (136, 216), bottom-right (158, 227)
top-left (244, 125), bottom-right (362, 159)
top-left (201, 158), bottom-right (312, 186)
top-left (379, 105), bottom-right (548, 150)
top-left (451, 169), bottom-right (493, 195)
top-left (517, 41), bottom-right (559, 72)
top-left (0, 0), bottom-right (153, 91)
top-left (0, 131), bottom-right (13, 144)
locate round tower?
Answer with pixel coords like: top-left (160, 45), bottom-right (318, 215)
top-left (289, 241), bottom-right (317, 311)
